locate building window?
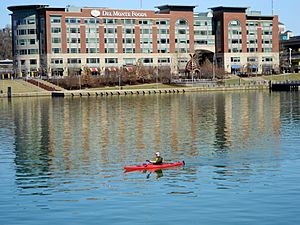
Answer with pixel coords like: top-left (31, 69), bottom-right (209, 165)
top-left (158, 58), bottom-right (171, 63)
top-left (27, 18), bottom-right (35, 25)
top-left (262, 57), bottom-right (273, 62)
top-left (123, 48), bottom-right (135, 53)
top-left (105, 58), bottom-right (118, 64)
top-left (176, 19), bottom-right (188, 25)
top-left (51, 17), bottom-right (61, 23)
top-left (51, 28), bottom-right (61, 33)
top-left (141, 58), bottom-right (153, 64)
top-left (51, 58), bottom-right (63, 64)
top-left (28, 49), bottom-right (38, 54)
top-left (17, 39), bottom-right (27, 46)
top-left (86, 58), bottom-right (100, 64)
top-left (30, 59), bottom-right (37, 65)
top-left (103, 19), bottom-right (118, 24)
top-left (140, 29), bottom-right (152, 34)
top-left (104, 38), bottom-right (118, 44)
top-left (67, 38), bottom-right (80, 44)
top-left (263, 48), bottom-right (273, 53)
top-left (123, 38), bottom-right (135, 44)
top-left (86, 48), bottom-right (99, 53)
top-left (231, 57), bottom-right (240, 63)
top-left (84, 18), bottom-right (100, 24)
top-left (123, 58), bottom-right (136, 65)
top-left (29, 39), bottom-right (36, 45)
top-left (141, 48), bottom-right (152, 53)
top-left (105, 48), bottom-right (117, 53)
top-left (247, 48), bottom-right (258, 52)
top-left (52, 48), bottom-right (61, 54)
top-left (177, 29), bottom-right (187, 35)
top-left (17, 29), bottom-right (27, 35)
top-left (123, 28), bottom-right (135, 34)
top-left (86, 38), bottom-right (99, 44)
top-left (157, 29), bottom-right (169, 35)
top-left (122, 19), bottom-right (135, 25)
top-left (104, 28), bottom-right (117, 34)
top-left (67, 48), bottom-right (80, 54)
top-left (19, 50), bottom-right (27, 55)
top-left (86, 28), bottom-right (99, 33)
top-left (28, 29), bottom-right (36, 35)
top-left (65, 18), bottom-right (81, 24)
top-left (247, 57), bottom-right (258, 63)
top-left (52, 38), bottom-right (61, 44)
top-left (139, 20), bottom-right (153, 25)
top-left (67, 58), bottom-right (81, 64)
top-left (156, 20), bottom-right (169, 25)
top-left (140, 38), bottom-right (152, 44)
top-left (67, 28), bottom-right (80, 33)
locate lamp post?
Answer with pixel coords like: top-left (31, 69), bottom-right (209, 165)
top-left (212, 53), bottom-right (216, 80)
top-left (289, 48), bottom-right (292, 72)
top-left (119, 72), bottom-right (121, 90)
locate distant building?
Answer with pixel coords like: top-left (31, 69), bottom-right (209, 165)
top-left (8, 4), bottom-right (280, 77)
top-left (211, 7), bottom-right (279, 75)
top-left (0, 59), bottom-right (13, 78)
top-left (281, 36), bottom-right (300, 73)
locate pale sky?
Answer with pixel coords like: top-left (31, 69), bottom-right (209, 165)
top-left (2, 0), bottom-right (299, 34)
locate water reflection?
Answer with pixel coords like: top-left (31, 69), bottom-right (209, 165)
top-left (0, 91), bottom-right (298, 194)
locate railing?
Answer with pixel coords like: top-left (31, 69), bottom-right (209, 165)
top-left (272, 80), bottom-right (300, 85)
top-left (171, 79), bottom-right (217, 84)
top-left (25, 78), bottom-right (58, 91)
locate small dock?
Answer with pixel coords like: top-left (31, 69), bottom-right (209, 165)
top-left (270, 81), bottom-right (300, 91)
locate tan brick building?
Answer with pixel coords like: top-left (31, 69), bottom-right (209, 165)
top-left (8, 4), bottom-right (279, 77)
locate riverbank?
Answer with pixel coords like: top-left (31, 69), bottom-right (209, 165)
top-left (1, 73), bottom-right (299, 98)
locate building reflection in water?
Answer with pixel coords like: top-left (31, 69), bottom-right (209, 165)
top-left (1, 91), bottom-right (289, 191)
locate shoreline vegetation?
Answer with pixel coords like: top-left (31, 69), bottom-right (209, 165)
top-left (0, 73), bottom-right (300, 98)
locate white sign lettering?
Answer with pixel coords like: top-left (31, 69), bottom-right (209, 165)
top-left (91, 10), bottom-right (148, 18)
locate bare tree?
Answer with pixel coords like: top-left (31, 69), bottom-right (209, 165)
top-left (0, 25), bottom-right (12, 60)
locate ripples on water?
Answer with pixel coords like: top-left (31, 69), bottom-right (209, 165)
top-left (0, 92), bottom-right (300, 225)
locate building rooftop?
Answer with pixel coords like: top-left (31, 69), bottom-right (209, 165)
top-left (156, 5), bottom-right (196, 13)
top-left (210, 6), bottom-right (248, 13)
top-left (8, 5), bottom-right (49, 12)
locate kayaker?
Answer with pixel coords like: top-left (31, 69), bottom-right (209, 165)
top-left (147, 152), bottom-right (163, 165)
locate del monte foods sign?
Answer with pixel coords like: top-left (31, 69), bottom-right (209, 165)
top-left (91, 9), bottom-right (147, 18)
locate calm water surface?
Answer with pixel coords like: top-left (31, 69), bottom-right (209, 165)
top-left (0, 91), bottom-right (300, 225)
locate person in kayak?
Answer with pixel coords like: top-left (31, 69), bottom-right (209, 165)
top-left (147, 152), bottom-right (163, 165)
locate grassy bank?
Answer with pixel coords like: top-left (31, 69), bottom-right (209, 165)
top-left (0, 79), bottom-right (44, 94)
top-left (262, 73), bottom-right (300, 81)
top-left (223, 73), bottom-right (300, 85)
top-left (2, 73), bottom-right (300, 96)
top-left (85, 83), bottom-right (184, 91)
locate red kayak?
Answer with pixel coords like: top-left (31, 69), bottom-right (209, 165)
top-left (124, 161), bottom-right (185, 172)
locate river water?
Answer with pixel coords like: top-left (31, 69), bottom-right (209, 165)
top-left (0, 91), bottom-right (300, 225)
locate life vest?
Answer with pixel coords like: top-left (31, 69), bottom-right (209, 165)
top-left (153, 156), bottom-right (163, 165)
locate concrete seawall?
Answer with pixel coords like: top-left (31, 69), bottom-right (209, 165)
top-left (0, 84), bottom-right (269, 98)
top-left (52, 84), bottom-right (269, 97)
top-left (0, 91), bottom-right (51, 98)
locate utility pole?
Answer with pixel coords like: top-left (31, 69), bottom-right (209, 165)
top-left (272, 0), bottom-right (274, 15)
top-left (140, 0), bottom-right (143, 9)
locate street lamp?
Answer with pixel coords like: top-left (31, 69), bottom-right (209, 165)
top-left (119, 72), bottom-right (121, 90)
top-left (212, 53), bottom-right (216, 80)
top-left (289, 48), bottom-right (292, 71)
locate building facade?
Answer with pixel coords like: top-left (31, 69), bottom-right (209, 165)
top-left (281, 36), bottom-right (300, 73)
top-left (211, 7), bottom-right (279, 75)
top-left (8, 4), bottom-right (279, 77)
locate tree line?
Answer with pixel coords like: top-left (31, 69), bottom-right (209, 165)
top-left (0, 26), bottom-right (12, 60)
